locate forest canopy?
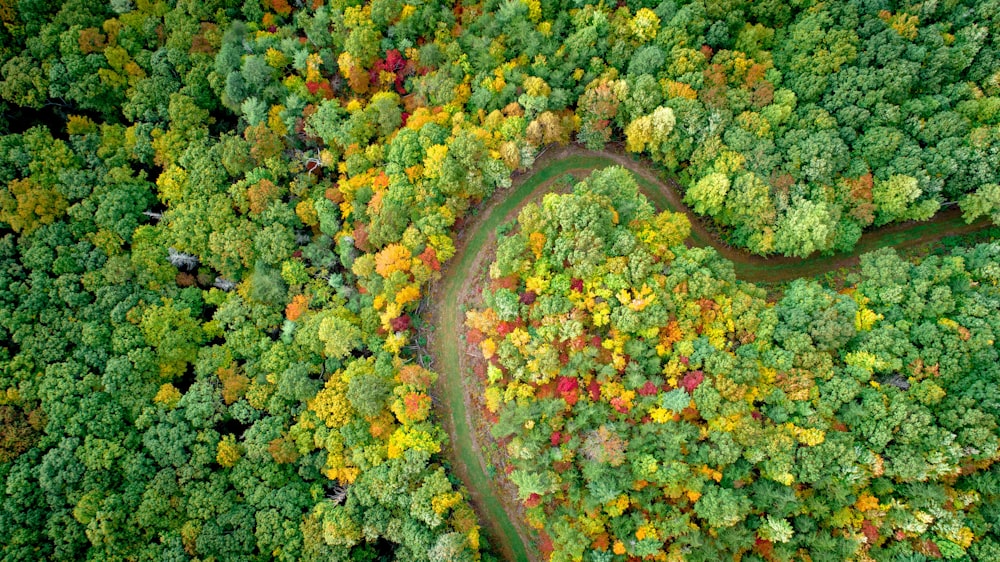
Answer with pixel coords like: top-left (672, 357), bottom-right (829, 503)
top-left (0, 0), bottom-right (998, 561)
top-left (469, 168), bottom-right (1000, 561)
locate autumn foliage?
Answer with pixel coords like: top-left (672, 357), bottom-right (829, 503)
top-left (469, 170), bottom-right (1000, 561)
top-left (5, 0), bottom-right (1000, 560)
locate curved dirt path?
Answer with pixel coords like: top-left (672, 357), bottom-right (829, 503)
top-left (427, 145), bottom-right (994, 561)
top-left (564, 146), bottom-right (992, 283)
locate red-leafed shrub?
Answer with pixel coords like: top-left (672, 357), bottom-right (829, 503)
top-left (680, 370), bottom-right (704, 393)
top-left (390, 314), bottom-right (411, 332)
top-left (587, 380), bottom-right (601, 402)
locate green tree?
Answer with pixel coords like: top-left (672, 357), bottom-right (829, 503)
top-left (318, 312), bottom-right (363, 360)
top-left (347, 370), bottom-right (393, 418)
top-left (960, 183), bottom-right (1000, 225)
top-left (140, 300), bottom-right (206, 379)
top-left (872, 174), bottom-right (921, 225)
top-left (695, 486), bottom-right (752, 529)
top-left (773, 199), bottom-right (837, 257)
top-left (686, 172), bottom-right (730, 216)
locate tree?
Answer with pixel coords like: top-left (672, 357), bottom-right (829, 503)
top-left (429, 532), bottom-right (475, 562)
top-left (630, 8), bottom-right (661, 43)
top-left (93, 173), bottom-right (155, 244)
top-left (253, 223), bottom-right (296, 266)
top-left (685, 173), bottom-right (730, 216)
top-left (872, 174), bottom-right (921, 225)
top-left (695, 486), bottom-right (752, 529)
top-left (773, 199), bottom-right (837, 257)
top-left (960, 183), bottom-right (1000, 225)
top-left (374, 244), bottom-right (412, 277)
top-left (343, 21), bottom-right (381, 70)
top-left (367, 91), bottom-right (403, 138)
top-left (317, 313), bottom-right (363, 360)
top-left (774, 279), bottom-right (857, 352)
top-left (576, 79), bottom-right (625, 150)
top-left (368, 180), bottom-right (414, 248)
top-left (318, 503), bottom-right (362, 548)
top-left (140, 300), bottom-right (206, 378)
top-left (0, 55), bottom-right (48, 108)
top-left (0, 177), bottom-right (68, 234)
top-left (347, 370), bottom-right (393, 418)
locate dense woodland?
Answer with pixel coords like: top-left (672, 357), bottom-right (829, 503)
top-left (470, 169), bottom-right (1000, 560)
top-left (0, 0), bottom-right (998, 561)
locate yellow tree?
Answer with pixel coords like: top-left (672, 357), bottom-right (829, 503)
top-left (0, 178), bottom-right (68, 234)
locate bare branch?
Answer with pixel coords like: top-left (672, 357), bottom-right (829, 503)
top-left (327, 485), bottom-right (348, 505)
top-left (167, 247), bottom-right (199, 270)
top-left (214, 277), bottom-right (236, 291)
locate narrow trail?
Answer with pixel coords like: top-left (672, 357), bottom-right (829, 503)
top-left (426, 145), bottom-right (994, 561)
